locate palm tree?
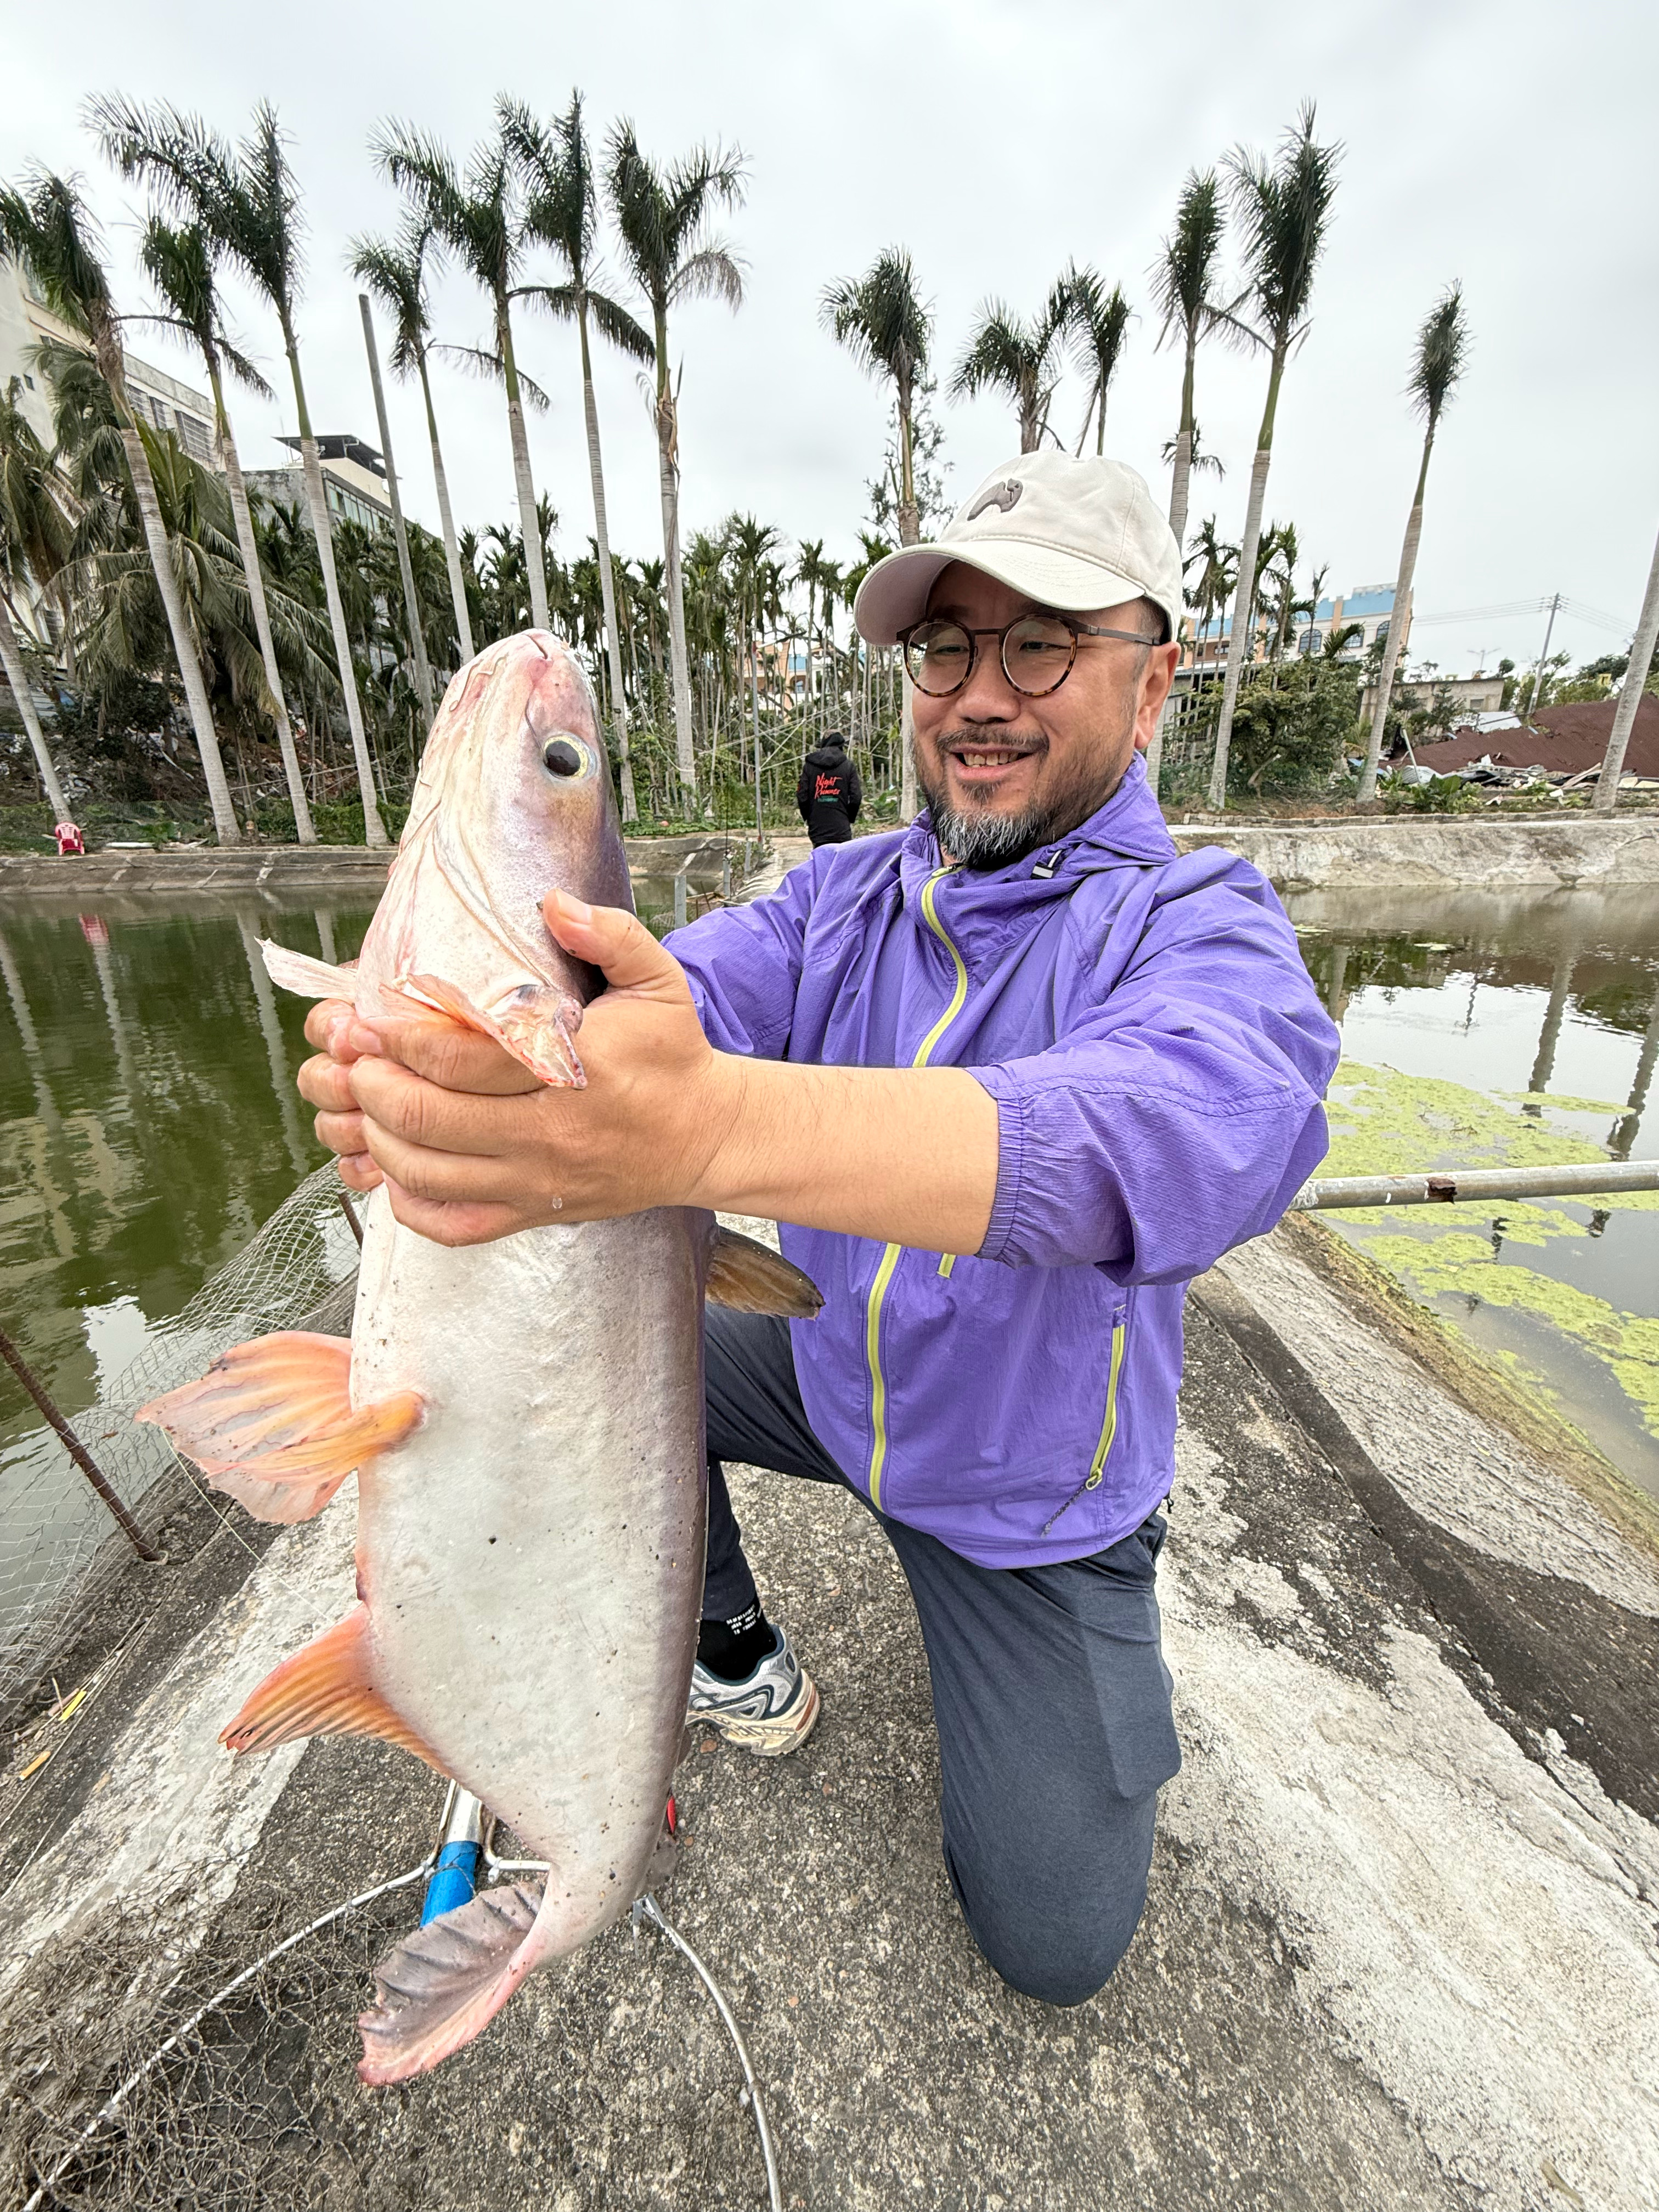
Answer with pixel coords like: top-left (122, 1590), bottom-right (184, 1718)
top-left (349, 217), bottom-right (475, 665)
top-left (1356, 285), bottom-right (1469, 802)
top-left (136, 215), bottom-right (316, 839)
top-left (820, 247), bottom-right (932, 549)
top-left (1066, 266), bottom-right (1132, 455)
top-left (1184, 517), bottom-right (1239, 674)
top-left (1152, 171), bottom-right (1231, 563)
top-left (510, 94), bottom-right (655, 823)
top-left (820, 244), bottom-right (933, 823)
top-left (1207, 106), bottom-right (1341, 810)
top-left (725, 511), bottom-right (783, 835)
top-left (91, 95), bottom-right (387, 844)
top-left (373, 103), bottom-right (549, 636)
top-left (1595, 523), bottom-right (1659, 815)
top-left (606, 121), bottom-right (746, 799)
top-left (0, 168), bottom-right (240, 842)
top-left (0, 377), bottom-right (73, 815)
top-left (950, 274), bottom-right (1076, 453)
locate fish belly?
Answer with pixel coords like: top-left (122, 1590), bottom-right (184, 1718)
top-left (351, 1187), bottom-right (707, 1952)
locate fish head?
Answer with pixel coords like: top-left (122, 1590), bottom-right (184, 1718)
top-left (372, 630), bottom-right (635, 1085)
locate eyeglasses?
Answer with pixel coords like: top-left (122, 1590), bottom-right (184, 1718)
top-left (899, 613), bottom-right (1160, 698)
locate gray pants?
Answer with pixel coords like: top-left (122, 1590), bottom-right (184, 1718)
top-left (703, 1308), bottom-right (1182, 2007)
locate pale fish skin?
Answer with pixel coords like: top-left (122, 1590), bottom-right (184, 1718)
top-left (140, 631), bottom-right (816, 2084)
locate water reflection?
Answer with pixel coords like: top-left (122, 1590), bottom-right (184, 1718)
top-left (1293, 885), bottom-right (1659, 1496)
top-left (1609, 985), bottom-right (1659, 1161)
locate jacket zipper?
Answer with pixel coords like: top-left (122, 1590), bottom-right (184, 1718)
top-left (1041, 1308), bottom-right (1129, 1535)
top-left (866, 866), bottom-right (969, 1510)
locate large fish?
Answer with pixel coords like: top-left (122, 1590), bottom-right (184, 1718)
top-left (139, 631), bottom-right (819, 2084)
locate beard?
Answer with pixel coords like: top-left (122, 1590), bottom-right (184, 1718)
top-left (916, 734), bottom-right (1130, 870)
top-left (917, 786), bottom-right (1057, 869)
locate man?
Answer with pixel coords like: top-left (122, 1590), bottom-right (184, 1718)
top-left (796, 729), bottom-right (862, 845)
top-left (298, 452), bottom-right (1339, 2007)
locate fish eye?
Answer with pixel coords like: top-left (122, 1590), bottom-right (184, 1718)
top-left (543, 738), bottom-right (584, 777)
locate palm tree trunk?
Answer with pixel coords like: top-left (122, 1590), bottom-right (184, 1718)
top-left (123, 422), bottom-right (241, 843)
top-left (358, 295), bottom-right (435, 728)
top-left (895, 396), bottom-right (921, 823)
top-left (1143, 360), bottom-right (1194, 799)
top-left (211, 365), bottom-right (316, 840)
top-left (1356, 430), bottom-right (1433, 803)
top-left (1207, 353), bottom-right (1284, 810)
top-left (654, 370), bottom-right (697, 795)
top-left (497, 296), bottom-right (549, 635)
top-left (1594, 518), bottom-right (1659, 816)
top-left (0, 595), bottom-right (69, 817)
top-left (282, 323), bottom-right (387, 845)
top-left (417, 353), bottom-right (473, 663)
top-left (578, 308), bottom-right (635, 823)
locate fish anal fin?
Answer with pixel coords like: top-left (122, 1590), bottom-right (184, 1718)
top-left (259, 940), bottom-right (359, 1001)
top-left (358, 1880), bottom-right (546, 2085)
top-left (137, 1333), bottom-right (422, 1520)
top-left (221, 1602), bottom-right (442, 1769)
top-left (392, 972), bottom-right (586, 1090)
top-left (706, 1227), bottom-right (823, 1318)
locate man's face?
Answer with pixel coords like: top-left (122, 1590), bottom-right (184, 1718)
top-left (909, 565), bottom-right (1178, 866)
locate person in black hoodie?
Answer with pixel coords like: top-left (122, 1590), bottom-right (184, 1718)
top-left (796, 732), bottom-right (862, 845)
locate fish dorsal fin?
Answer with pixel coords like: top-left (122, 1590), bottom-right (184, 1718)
top-left (358, 1879), bottom-right (546, 2085)
top-left (706, 1228), bottom-right (823, 1317)
top-left (260, 941), bottom-right (358, 1000)
top-left (221, 1602), bottom-right (442, 1770)
top-left (137, 1333), bottom-right (422, 1523)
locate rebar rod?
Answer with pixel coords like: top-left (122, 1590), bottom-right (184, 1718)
top-left (0, 1324), bottom-right (160, 1560)
top-left (1291, 1161), bottom-right (1659, 1210)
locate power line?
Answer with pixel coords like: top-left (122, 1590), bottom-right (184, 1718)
top-left (1410, 594), bottom-right (1632, 635)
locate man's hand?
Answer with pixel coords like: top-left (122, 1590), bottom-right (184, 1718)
top-left (297, 890), bottom-right (743, 1245)
top-left (299, 888), bottom-right (1000, 1254)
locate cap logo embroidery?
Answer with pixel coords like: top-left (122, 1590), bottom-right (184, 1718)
top-left (967, 479), bottom-right (1023, 521)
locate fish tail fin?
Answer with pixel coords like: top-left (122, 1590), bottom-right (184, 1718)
top-left (391, 971), bottom-right (586, 1090)
top-left (137, 1332), bottom-right (422, 1524)
top-left (259, 940), bottom-right (359, 1000)
top-left (220, 1601), bottom-right (442, 1768)
top-left (358, 1880), bottom-right (547, 2085)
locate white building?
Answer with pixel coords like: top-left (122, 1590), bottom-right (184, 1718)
top-left (244, 433), bottom-right (393, 533)
top-left (1, 257), bottom-right (219, 465)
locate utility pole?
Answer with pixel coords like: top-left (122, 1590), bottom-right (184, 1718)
top-left (1594, 521), bottom-right (1659, 816)
top-left (359, 295), bottom-right (436, 729)
top-left (1529, 592), bottom-right (1561, 719)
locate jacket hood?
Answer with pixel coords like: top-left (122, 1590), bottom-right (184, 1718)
top-left (804, 742), bottom-right (850, 768)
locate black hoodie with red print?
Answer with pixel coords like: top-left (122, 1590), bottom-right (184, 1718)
top-left (796, 741), bottom-right (862, 845)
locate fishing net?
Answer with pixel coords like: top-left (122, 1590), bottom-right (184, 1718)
top-left (0, 1167), bottom-right (361, 1746)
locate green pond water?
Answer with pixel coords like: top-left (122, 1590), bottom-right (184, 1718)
top-left (2, 877), bottom-right (1657, 1624)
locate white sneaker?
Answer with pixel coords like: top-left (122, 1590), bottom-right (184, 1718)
top-left (687, 1624), bottom-right (821, 1757)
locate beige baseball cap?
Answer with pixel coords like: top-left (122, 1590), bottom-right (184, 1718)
top-left (853, 450), bottom-right (1182, 647)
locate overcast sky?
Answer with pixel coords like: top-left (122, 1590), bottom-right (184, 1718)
top-left (8, 0), bottom-right (1657, 678)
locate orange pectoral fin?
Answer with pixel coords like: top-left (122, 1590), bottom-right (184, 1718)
top-left (390, 971), bottom-right (586, 1089)
top-left (221, 1603), bottom-right (442, 1769)
top-left (137, 1333), bottom-right (422, 1524)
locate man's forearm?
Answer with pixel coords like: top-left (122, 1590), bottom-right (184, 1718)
top-left (691, 1056), bottom-right (1000, 1254)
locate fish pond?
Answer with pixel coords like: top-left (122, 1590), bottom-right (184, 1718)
top-left (1, 872), bottom-right (1656, 1649)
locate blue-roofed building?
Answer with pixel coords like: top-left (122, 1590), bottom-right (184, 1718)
top-left (1184, 583), bottom-right (1404, 669)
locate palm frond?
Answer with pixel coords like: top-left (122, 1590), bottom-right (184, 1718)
top-left (1408, 281), bottom-right (1468, 426)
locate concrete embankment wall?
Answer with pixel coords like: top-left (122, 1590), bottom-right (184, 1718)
top-left (0, 834), bottom-right (742, 905)
top-left (3, 817), bottom-right (1656, 901)
top-left (1170, 812), bottom-right (1659, 889)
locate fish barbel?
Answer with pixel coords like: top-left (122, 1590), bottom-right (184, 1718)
top-left (139, 631), bottom-right (819, 2084)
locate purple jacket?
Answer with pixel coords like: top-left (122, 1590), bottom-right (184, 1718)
top-left (670, 757), bottom-right (1339, 1568)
